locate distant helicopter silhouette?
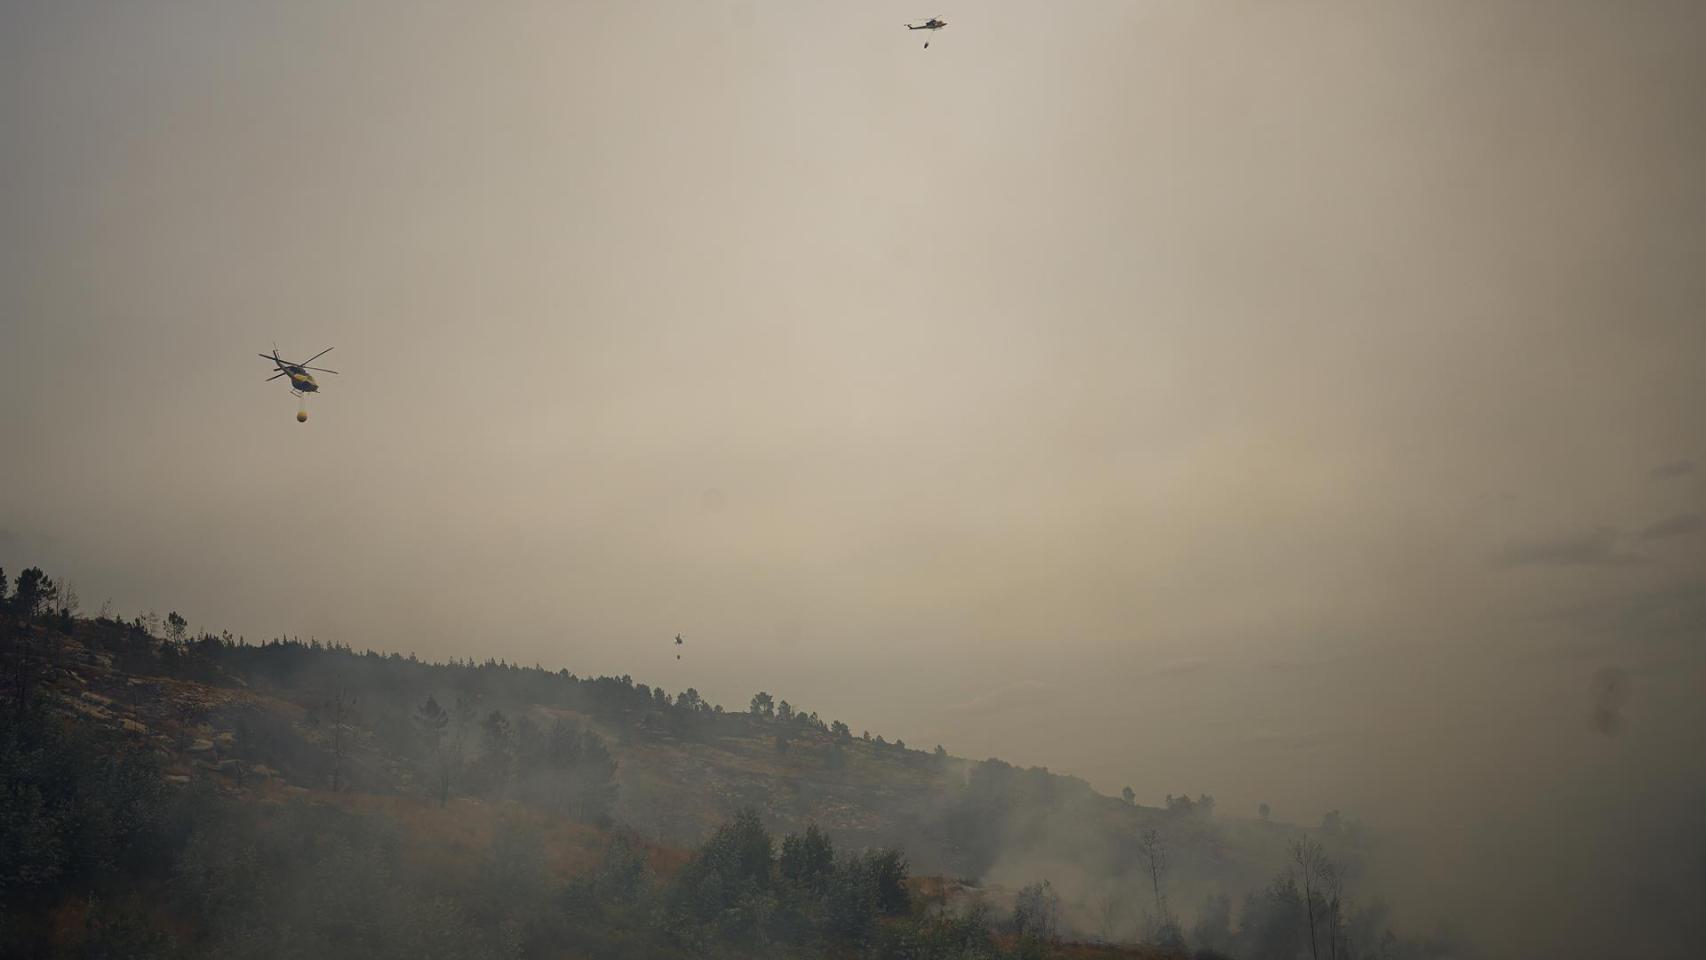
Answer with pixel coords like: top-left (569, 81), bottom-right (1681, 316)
top-left (904, 16), bottom-right (946, 48)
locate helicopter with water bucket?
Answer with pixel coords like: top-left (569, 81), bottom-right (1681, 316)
top-left (904, 17), bottom-right (947, 48)
top-left (259, 346), bottom-right (337, 422)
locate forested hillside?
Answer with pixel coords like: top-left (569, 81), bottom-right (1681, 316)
top-left (2, 565), bottom-right (1467, 958)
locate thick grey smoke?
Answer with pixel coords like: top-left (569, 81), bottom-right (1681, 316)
top-left (3, 2), bottom-right (1704, 957)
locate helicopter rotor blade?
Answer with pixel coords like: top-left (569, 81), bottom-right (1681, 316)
top-left (266, 372), bottom-right (287, 381)
top-left (298, 347), bottom-right (334, 367)
top-left (303, 366), bottom-right (339, 375)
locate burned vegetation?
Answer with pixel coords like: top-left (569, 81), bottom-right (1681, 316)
top-left (2, 566), bottom-right (1456, 959)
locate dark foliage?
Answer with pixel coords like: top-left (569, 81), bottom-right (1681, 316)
top-left (0, 563), bottom-right (1452, 960)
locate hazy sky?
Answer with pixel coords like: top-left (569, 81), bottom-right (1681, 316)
top-left (3, 3), bottom-right (1704, 955)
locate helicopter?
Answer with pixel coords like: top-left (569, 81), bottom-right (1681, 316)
top-left (905, 17), bottom-right (946, 48)
top-left (260, 346), bottom-right (337, 421)
top-left (675, 634), bottom-right (685, 660)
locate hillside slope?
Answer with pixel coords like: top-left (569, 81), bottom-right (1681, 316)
top-left (5, 603), bottom-right (1451, 957)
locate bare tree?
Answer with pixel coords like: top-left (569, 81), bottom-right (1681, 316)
top-left (1137, 828), bottom-right (1170, 926)
top-left (1322, 855), bottom-right (1348, 960)
top-left (1290, 837), bottom-right (1332, 960)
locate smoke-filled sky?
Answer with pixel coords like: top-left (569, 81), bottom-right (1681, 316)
top-left (3, 2), bottom-right (1704, 955)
